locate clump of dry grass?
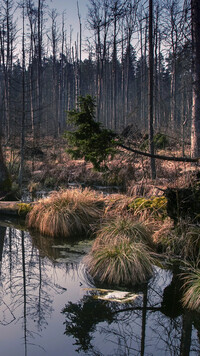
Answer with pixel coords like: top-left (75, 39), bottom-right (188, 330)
top-left (152, 217), bottom-right (174, 244)
top-left (154, 221), bottom-right (200, 260)
top-left (92, 216), bottom-right (154, 250)
top-left (104, 194), bottom-right (167, 223)
top-left (104, 193), bottom-right (133, 216)
top-left (182, 267), bottom-right (200, 311)
top-left (26, 188), bottom-right (105, 238)
top-left (84, 216), bottom-right (157, 286)
top-left (85, 238), bottom-right (156, 286)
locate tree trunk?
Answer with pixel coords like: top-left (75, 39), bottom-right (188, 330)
top-left (18, 1), bottom-right (26, 191)
top-left (191, 0), bottom-right (200, 157)
top-left (148, 0), bottom-right (156, 179)
top-left (0, 136), bottom-right (10, 192)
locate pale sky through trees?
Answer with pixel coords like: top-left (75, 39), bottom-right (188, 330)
top-left (50, 0), bottom-right (89, 34)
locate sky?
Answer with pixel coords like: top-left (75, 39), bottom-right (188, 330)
top-left (50, 0), bottom-right (90, 38)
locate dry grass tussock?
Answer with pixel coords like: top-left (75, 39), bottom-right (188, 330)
top-left (154, 221), bottom-right (200, 260)
top-left (104, 193), bottom-right (167, 232)
top-left (152, 217), bottom-right (174, 244)
top-left (84, 216), bottom-right (158, 286)
top-left (85, 238), bottom-right (156, 286)
top-left (92, 216), bottom-right (154, 250)
top-left (27, 188), bottom-right (105, 238)
top-left (104, 193), bottom-right (133, 216)
top-left (182, 267), bottom-right (200, 311)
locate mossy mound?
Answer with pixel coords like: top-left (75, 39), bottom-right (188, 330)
top-left (128, 196), bottom-right (167, 219)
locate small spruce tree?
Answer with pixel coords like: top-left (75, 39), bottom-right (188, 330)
top-left (64, 95), bottom-right (117, 171)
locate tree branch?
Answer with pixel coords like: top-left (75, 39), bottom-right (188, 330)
top-left (119, 143), bottom-right (199, 163)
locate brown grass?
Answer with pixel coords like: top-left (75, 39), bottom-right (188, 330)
top-left (26, 188), bottom-right (105, 238)
top-left (84, 216), bottom-right (157, 286)
top-left (104, 193), bottom-right (135, 217)
top-left (92, 216), bottom-right (154, 250)
top-left (153, 220), bottom-right (200, 260)
top-left (182, 267), bottom-right (200, 311)
top-left (85, 238), bottom-right (156, 286)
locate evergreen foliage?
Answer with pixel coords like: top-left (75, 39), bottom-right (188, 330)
top-left (65, 95), bottom-right (117, 171)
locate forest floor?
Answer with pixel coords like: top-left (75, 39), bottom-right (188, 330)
top-left (4, 135), bottom-right (199, 199)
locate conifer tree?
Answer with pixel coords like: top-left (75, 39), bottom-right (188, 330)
top-left (65, 95), bottom-right (117, 171)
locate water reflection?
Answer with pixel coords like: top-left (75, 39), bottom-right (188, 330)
top-left (62, 269), bottom-right (200, 356)
top-left (0, 224), bottom-right (83, 355)
top-left (0, 223), bottom-right (199, 356)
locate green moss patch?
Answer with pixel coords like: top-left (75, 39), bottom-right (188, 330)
top-left (17, 203), bottom-right (33, 217)
top-left (128, 196), bottom-right (167, 219)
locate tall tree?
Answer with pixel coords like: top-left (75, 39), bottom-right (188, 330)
top-left (77, 0), bottom-right (82, 96)
top-left (148, 0), bottom-right (156, 179)
top-left (191, 0), bottom-right (200, 157)
top-left (18, 0), bottom-right (26, 190)
top-left (0, 0), bottom-right (15, 140)
top-left (49, 8), bottom-right (59, 136)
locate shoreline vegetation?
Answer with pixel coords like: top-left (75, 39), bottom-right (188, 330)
top-left (0, 182), bottom-right (200, 312)
top-left (0, 136), bottom-right (200, 312)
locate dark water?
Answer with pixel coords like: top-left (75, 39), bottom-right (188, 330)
top-left (0, 222), bottom-right (199, 356)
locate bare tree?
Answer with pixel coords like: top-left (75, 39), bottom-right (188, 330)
top-left (77, 0), bottom-right (82, 96)
top-left (0, 0), bottom-right (16, 141)
top-left (191, 0), bottom-right (200, 157)
top-left (148, 0), bottom-right (156, 179)
top-left (18, 0), bottom-right (26, 191)
top-left (49, 8), bottom-right (59, 136)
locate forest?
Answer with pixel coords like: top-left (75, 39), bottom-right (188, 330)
top-left (0, 0), bottom-right (198, 148)
top-left (0, 2), bottom-right (200, 353)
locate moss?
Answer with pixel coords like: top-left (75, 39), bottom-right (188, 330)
top-left (44, 176), bottom-right (57, 188)
top-left (128, 196), bottom-right (167, 219)
top-left (153, 133), bottom-right (169, 149)
top-left (140, 133), bottom-right (169, 151)
top-left (17, 203), bottom-right (33, 217)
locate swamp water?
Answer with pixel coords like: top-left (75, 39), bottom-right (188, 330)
top-left (0, 221), bottom-right (199, 356)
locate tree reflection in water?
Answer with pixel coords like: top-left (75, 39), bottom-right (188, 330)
top-left (62, 296), bottom-right (114, 353)
top-left (0, 226), bottom-right (68, 355)
top-left (0, 224), bottom-right (199, 356)
top-left (62, 268), bottom-right (200, 356)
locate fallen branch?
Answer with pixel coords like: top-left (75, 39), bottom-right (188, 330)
top-left (119, 144), bottom-right (199, 163)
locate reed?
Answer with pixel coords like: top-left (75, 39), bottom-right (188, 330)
top-left (27, 188), bottom-right (105, 238)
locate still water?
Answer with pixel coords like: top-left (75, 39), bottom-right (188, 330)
top-left (0, 221), bottom-right (199, 356)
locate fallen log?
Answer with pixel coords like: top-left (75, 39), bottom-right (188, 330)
top-left (0, 201), bottom-right (35, 217)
